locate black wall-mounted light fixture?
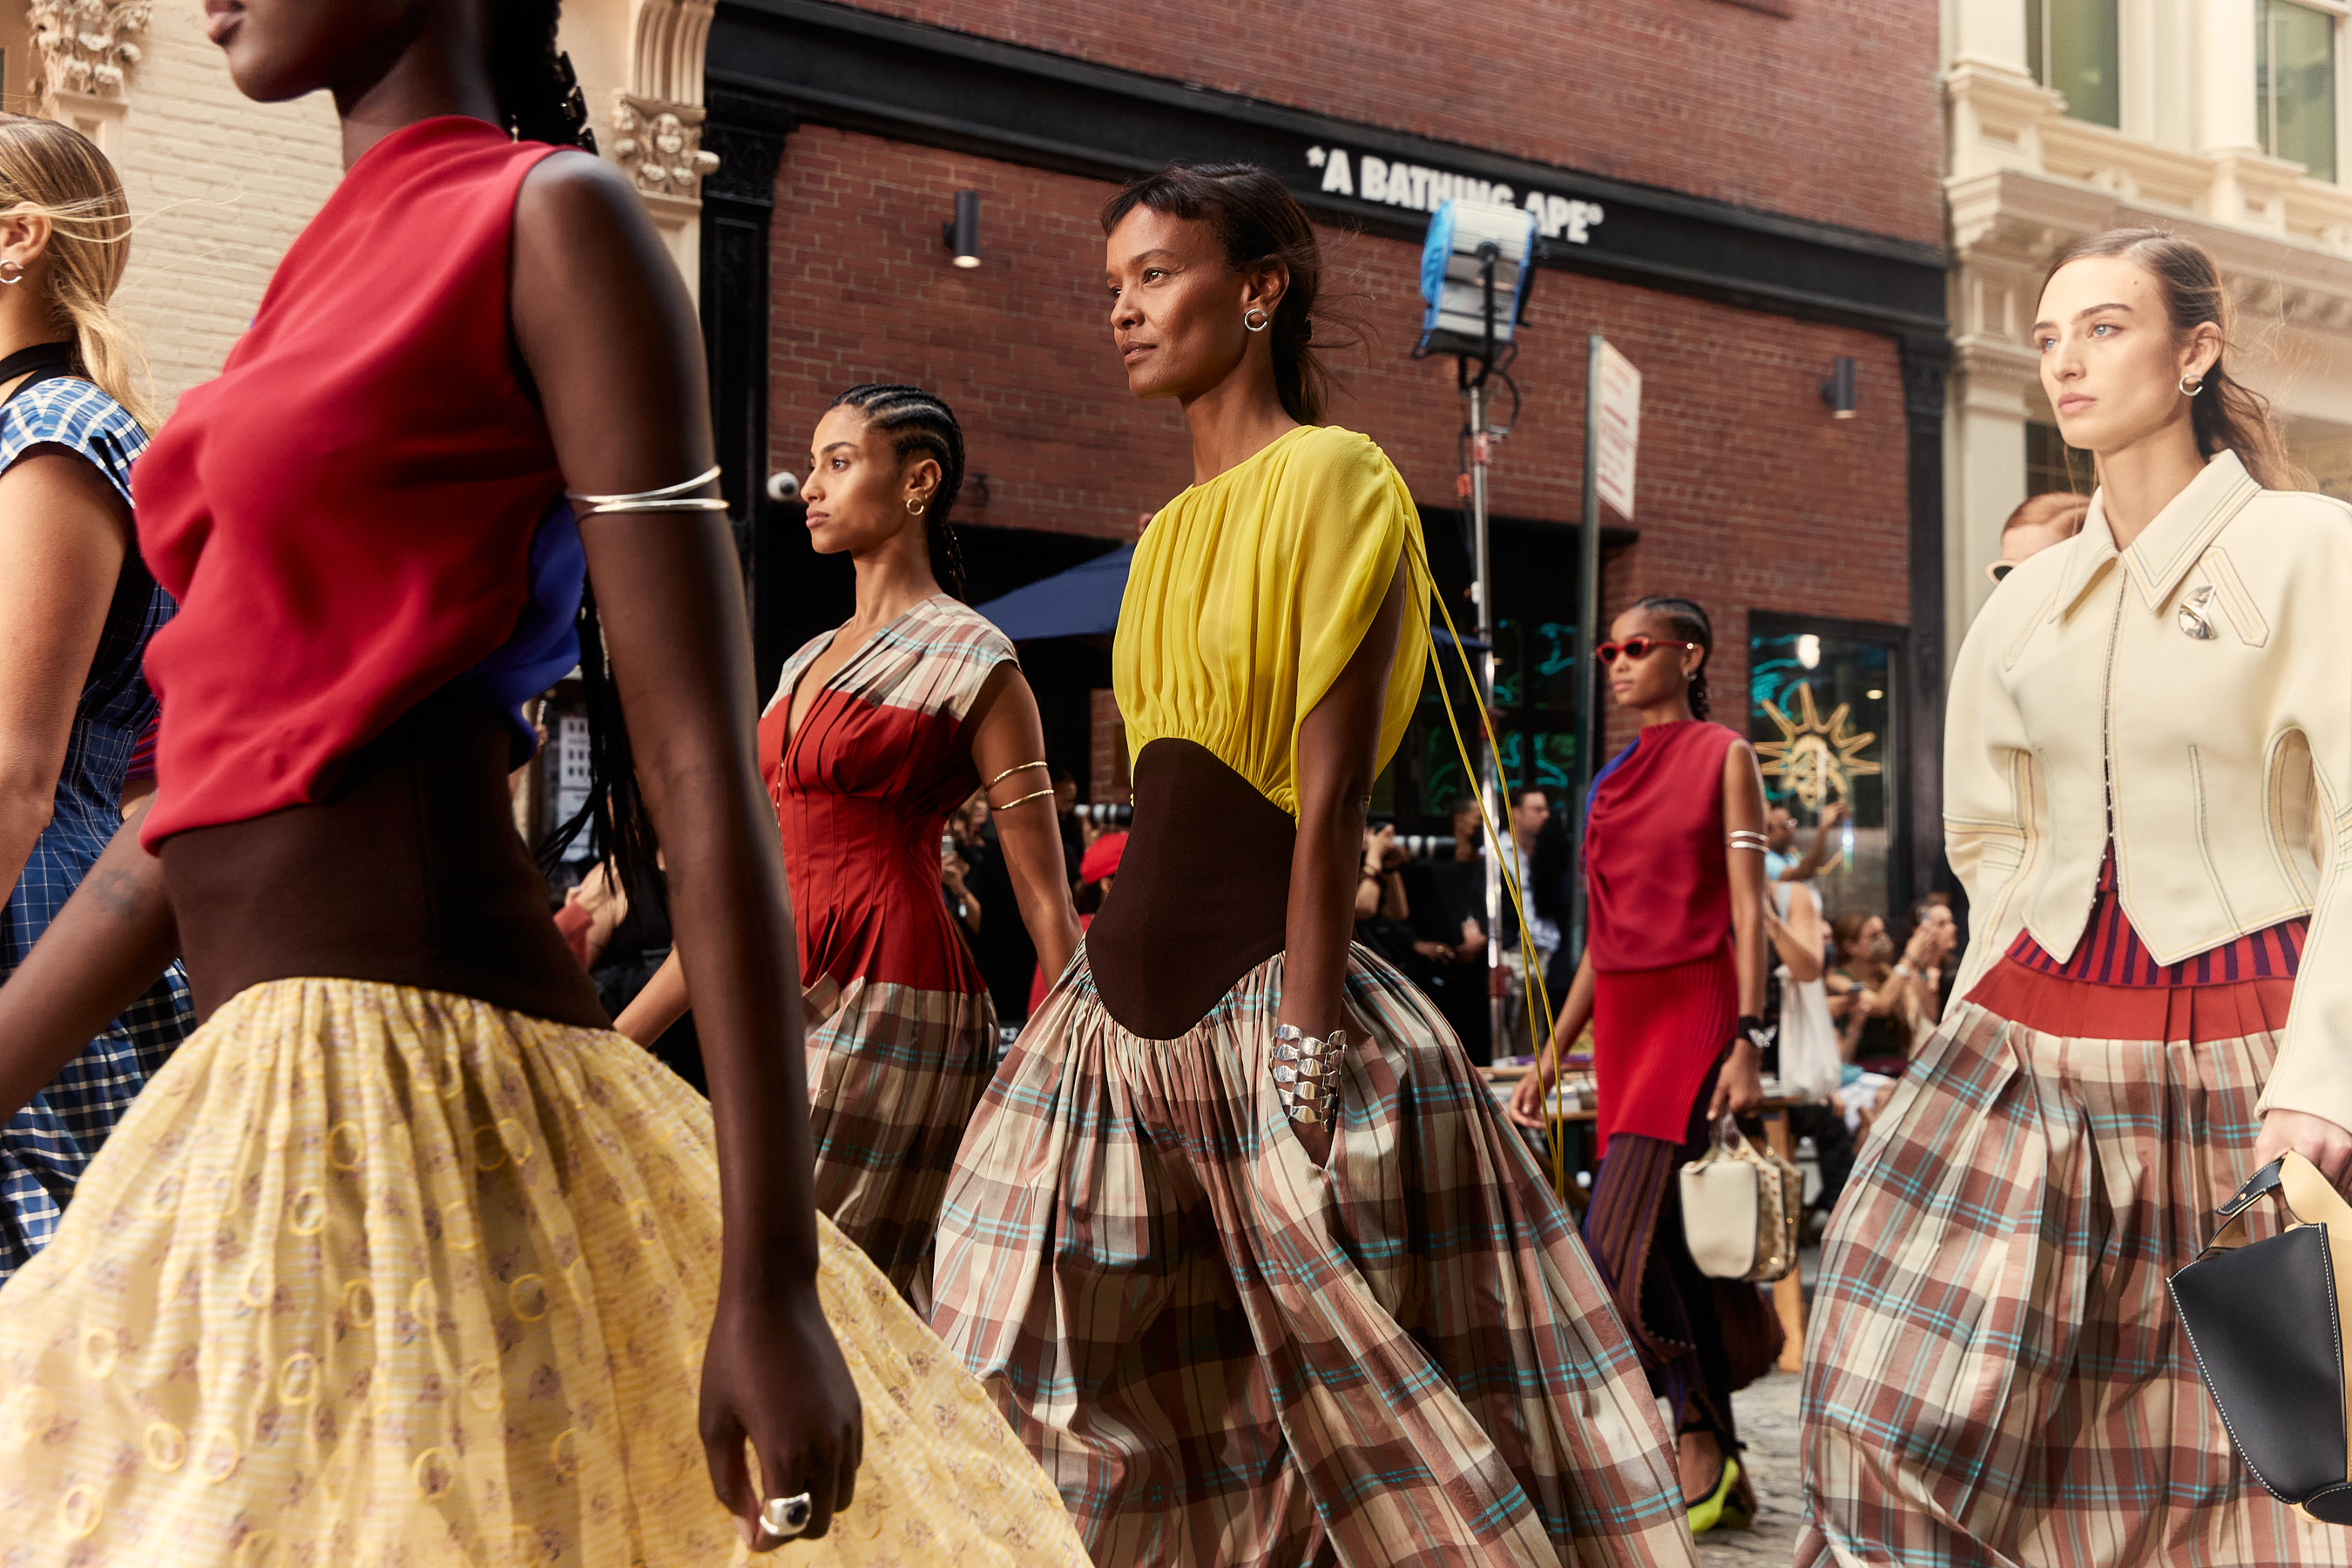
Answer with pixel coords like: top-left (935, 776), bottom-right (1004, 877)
top-left (1820, 355), bottom-right (1856, 419)
top-left (943, 190), bottom-right (981, 269)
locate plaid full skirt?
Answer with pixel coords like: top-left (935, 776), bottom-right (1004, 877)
top-left (1797, 976), bottom-right (2352, 1567)
top-left (0, 979), bottom-right (1087, 1566)
top-left (806, 974), bottom-right (995, 1312)
top-left (930, 943), bottom-right (1695, 1568)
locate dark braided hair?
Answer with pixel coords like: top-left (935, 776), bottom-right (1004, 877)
top-left (512, 5), bottom-right (669, 899)
top-left (1630, 594), bottom-right (1713, 721)
top-left (828, 383), bottom-right (970, 600)
top-left (489, 0), bottom-right (596, 152)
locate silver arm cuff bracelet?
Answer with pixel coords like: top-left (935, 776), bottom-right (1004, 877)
top-left (1271, 1024), bottom-right (1349, 1126)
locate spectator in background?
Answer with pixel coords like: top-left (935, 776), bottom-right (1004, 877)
top-left (1987, 490), bottom-right (2089, 585)
top-left (1403, 795), bottom-right (1493, 1062)
top-left (943, 791), bottom-right (988, 943)
top-left (1031, 829), bottom-right (1126, 1012)
top-left (1826, 909), bottom-right (1950, 1077)
top-left (1763, 798), bottom-right (1845, 883)
top-left (1498, 785), bottom-right (1561, 1058)
top-left (1051, 766), bottom-right (1088, 882)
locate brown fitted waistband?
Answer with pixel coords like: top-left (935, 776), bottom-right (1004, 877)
top-left (160, 702), bottom-right (609, 1029)
top-left (1084, 738), bottom-right (1294, 1039)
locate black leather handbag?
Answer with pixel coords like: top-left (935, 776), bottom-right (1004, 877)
top-left (2170, 1151), bottom-right (2352, 1523)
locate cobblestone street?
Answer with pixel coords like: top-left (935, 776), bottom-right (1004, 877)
top-left (1698, 1367), bottom-right (1802, 1562)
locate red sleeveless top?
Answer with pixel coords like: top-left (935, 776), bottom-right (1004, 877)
top-left (1581, 720), bottom-right (1740, 973)
top-left (135, 118), bottom-right (567, 846)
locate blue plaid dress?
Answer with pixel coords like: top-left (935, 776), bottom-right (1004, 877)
top-left (0, 374), bottom-right (192, 1279)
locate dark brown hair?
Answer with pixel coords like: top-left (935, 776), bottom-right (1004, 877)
top-left (1100, 162), bottom-right (1355, 425)
top-left (2002, 491), bottom-right (2089, 537)
top-left (1629, 594), bottom-right (1713, 721)
top-left (2042, 228), bottom-right (2298, 490)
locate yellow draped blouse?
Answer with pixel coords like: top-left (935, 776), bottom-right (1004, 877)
top-left (1113, 423), bottom-right (1431, 818)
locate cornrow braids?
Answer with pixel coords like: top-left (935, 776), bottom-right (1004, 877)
top-left (828, 382), bottom-right (970, 599)
top-left (1631, 594), bottom-right (1713, 721)
top-left (489, 0), bottom-right (596, 152)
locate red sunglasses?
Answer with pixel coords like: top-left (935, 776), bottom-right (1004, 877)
top-left (1595, 636), bottom-right (1699, 666)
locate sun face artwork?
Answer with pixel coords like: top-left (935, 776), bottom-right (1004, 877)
top-left (1755, 682), bottom-right (1881, 813)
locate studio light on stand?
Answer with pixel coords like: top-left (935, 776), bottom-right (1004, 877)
top-left (943, 189), bottom-right (982, 269)
top-left (1414, 198), bottom-right (1539, 1056)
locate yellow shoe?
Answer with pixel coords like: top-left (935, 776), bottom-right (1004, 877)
top-left (1686, 1454), bottom-right (1742, 1536)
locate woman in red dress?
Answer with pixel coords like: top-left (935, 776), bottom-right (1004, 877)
top-left (621, 384), bottom-right (1078, 1307)
top-left (1511, 594), bottom-right (1771, 1533)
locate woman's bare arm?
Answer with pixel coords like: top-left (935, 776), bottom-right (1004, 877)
top-left (1766, 880), bottom-right (1827, 983)
top-left (963, 664), bottom-right (1081, 983)
top-left (1509, 946), bottom-right (1595, 1129)
top-left (613, 946), bottom-right (690, 1044)
top-left (1283, 559), bottom-right (1408, 1163)
top-left (1712, 740), bottom-right (1768, 1119)
top-left (511, 150), bottom-right (856, 1549)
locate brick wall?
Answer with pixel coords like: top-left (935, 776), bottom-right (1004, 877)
top-left (109, 3), bottom-right (342, 412)
top-left (768, 127), bottom-right (1911, 766)
top-left (826, 0), bottom-right (1943, 247)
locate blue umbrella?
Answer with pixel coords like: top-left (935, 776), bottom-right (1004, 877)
top-left (976, 539), bottom-right (1487, 651)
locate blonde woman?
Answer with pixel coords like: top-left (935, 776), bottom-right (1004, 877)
top-left (0, 113), bottom-right (187, 1280)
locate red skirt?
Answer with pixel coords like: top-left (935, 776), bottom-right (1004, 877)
top-left (1591, 943), bottom-right (1736, 1154)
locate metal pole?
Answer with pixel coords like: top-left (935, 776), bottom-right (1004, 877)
top-left (1570, 335), bottom-right (1604, 964)
top-left (1470, 376), bottom-right (1505, 1059)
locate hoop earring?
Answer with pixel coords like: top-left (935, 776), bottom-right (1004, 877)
top-left (2180, 373), bottom-right (2205, 396)
top-left (0, 260), bottom-right (24, 287)
top-left (906, 496), bottom-right (925, 515)
top-left (1243, 307), bottom-right (1271, 333)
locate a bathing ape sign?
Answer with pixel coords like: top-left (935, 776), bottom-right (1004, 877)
top-left (1305, 145), bottom-right (1605, 244)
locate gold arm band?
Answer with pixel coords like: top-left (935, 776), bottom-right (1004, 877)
top-left (991, 786), bottom-right (1057, 811)
top-left (567, 465), bottom-right (729, 516)
top-left (1727, 830), bottom-right (1770, 853)
top-left (987, 760), bottom-right (1051, 788)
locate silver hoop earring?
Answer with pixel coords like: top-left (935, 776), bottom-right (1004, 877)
top-left (0, 260), bottom-right (24, 287)
top-left (906, 496), bottom-right (925, 516)
top-left (2180, 373), bottom-right (2205, 396)
top-left (1243, 307), bottom-right (1271, 333)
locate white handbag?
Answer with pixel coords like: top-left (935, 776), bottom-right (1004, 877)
top-left (1678, 1114), bottom-right (1803, 1282)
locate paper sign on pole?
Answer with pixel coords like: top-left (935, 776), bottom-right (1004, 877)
top-left (1594, 340), bottom-right (1641, 520)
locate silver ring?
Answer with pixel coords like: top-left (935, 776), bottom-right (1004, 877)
top-left (761, 1492), bottom-right (814, 1538)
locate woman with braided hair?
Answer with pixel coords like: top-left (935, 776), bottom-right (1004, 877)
top-left (620, 382), bottom-right (1081, 1308)
top-left (1510, 593), bottom-right (1774, 1535)
top-left (0, 3), bottom-right (1087, 1565)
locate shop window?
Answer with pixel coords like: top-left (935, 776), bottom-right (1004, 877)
top-left (1747, 618), bottom-right (1901, 927)
top-left (2029, 0), bottom-right (2120, 128)
top-left (2025, 421), bottom-right (2096, 497)
top-left (2261, 0), bottom-right (2339, 181)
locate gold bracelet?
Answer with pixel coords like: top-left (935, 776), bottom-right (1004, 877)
top-left (566, 465), bottom-right (729, 516)
top-left (987, 760), bottom-right (1051, 787)
top-left (1727, 829), bottom-right (1770, 854)
top-left (991, 786), bottom-right (1056, 810)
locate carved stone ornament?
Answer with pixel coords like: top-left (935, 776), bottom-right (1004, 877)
top-left (610, 94), bottom-right (720, 200)
top-left (30, 0), bottom-right (150, 101)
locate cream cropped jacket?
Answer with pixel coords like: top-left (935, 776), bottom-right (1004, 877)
top-left (1948, 450), bottom-right (2352, 1127)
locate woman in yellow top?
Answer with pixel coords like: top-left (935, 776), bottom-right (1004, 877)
top-left (929, 164), bottom-right (1693, 1568)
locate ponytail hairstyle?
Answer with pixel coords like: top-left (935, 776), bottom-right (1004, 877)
top-left (1100, 162), bottom-right (1362, 426)
top-left (0, 115), bottom-right (152, 430)
top-left (828, 382), bottom-right (970, 599)
top-left (2042, 228), bottom-right (2300, 490)
top-left (1631, 594), bottom-right (1713, 721)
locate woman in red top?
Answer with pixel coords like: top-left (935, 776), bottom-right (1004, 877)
top-left (1511, 595), bottom-right (1770, 1532)
top-left (621, 383), bottom-right (1079, 1307)
top-left (0, 5), bottom-right (1084, 1565)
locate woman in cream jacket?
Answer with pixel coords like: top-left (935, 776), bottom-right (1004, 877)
top-left (1798, 228), bottom-right (2352, 1566)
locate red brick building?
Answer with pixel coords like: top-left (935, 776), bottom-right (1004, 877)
top-left (698, 0), bottom-right (1948, 921)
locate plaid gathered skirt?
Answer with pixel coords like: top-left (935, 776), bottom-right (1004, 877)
top-left (1797, 970), bottom-right (2352, 1567)
top-left (805, 974), bottom-right (995, 1312)
top-left (0, 979), bottom-right (1087, 1567)
top-left (930, 943), bottom-right (1696, 1568)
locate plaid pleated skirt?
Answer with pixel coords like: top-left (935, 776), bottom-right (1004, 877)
top-left (805, 974), bottom-right (994, 1313)
top-left (930, 943), bottom-right (1696, 1568)
top-left (1797, 964), bottom-right (2352, 1567)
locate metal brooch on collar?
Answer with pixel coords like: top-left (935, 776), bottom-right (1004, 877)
top-left (2178, 585), bottom-right (2216, 640)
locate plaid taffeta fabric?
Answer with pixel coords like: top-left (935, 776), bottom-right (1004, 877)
top-left (806, 975), bottom-right (994, 1311)
top-left (1798, 987), bottom-right (2352, 1567)
top-left (0, 375), bottom-right (192, 1280)
top-left (930, 944), bottom-right (1696, 1568)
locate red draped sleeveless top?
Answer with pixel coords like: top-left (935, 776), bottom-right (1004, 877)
top-left (134, 117), bottom-right (568, 846)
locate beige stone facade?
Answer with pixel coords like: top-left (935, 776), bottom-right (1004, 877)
top-left (3, 1), bottom-right (713, 415)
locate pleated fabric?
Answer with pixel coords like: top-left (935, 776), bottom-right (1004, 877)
top-left (1798, 977), bottom-right (2352, 1567)
top-left (931, 944), bottom-right (1696, 1568)
top-left (0, 979), bottom-right (1087, 1567)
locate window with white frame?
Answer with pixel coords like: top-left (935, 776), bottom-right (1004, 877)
top-left (2259, 0), bottom-right (2339, 181)
top-left (2029, 0), bottom-right (2121, 127)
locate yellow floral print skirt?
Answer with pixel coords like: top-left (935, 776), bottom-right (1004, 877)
top-left (0, 979), bottom-right (1085, 1567)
